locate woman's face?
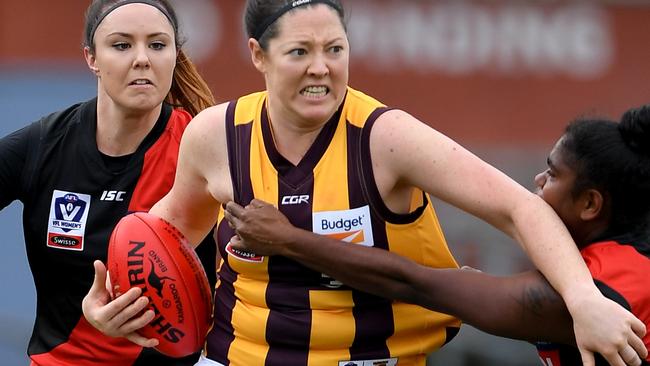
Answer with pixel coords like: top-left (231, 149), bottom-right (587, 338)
top-left (86, 3), bottom-right (176, 113)
top-left (534, 137), bottom-right (582, 237)
top-left (257, 4), bottom-right (349, 126)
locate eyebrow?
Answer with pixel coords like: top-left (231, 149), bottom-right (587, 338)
top-left (106, 32), bottom-right (171, 39)
top-left (547, 157), bottom-right (557, 170)
top-left (287, 36), bottom-right (345, 46)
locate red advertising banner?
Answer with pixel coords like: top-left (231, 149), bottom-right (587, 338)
top-left (2, 0), bottom-right (649, 144)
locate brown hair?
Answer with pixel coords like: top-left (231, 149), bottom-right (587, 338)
top-left (168, 50), bottom-right (215, 116)
top-left (84, 0), bottom-right (215, 116)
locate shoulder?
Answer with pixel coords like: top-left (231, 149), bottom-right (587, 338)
top-left (371, 108), bottom-right (448, 153)
top-left (6, 99), bottom-right (93, 147)
top-left (185, 102), bottom-right (229, 136)
top-left (180, 102), bottom-right (229, 160)
top-left (38, 100), bottom-right (92, 135)
top-left (582, 241), bottom-right (647, 278)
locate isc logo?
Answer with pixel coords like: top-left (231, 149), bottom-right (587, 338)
top-left (281, 195), bottom-right (309, 205)
top-left (100, 190), bottom-right (126, 202)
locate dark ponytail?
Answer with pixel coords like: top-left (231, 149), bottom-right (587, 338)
top-left (619, 105), bottom-right (650, 156)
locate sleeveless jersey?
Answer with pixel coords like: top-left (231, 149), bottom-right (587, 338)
top-left (207, 88), bottom-right (461, 366)
top-left (0, 99), bottom-right (216, 366)
top-left (536, 239), bottom-right (650, 366)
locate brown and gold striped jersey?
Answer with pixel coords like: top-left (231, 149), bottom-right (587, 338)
top-left (206, 87), bottom-right (461, 366)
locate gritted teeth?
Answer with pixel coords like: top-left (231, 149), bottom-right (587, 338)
top-left (130, 79), bottom-right (152, 85)
top-left (301, 85), bottom-right (328, 97)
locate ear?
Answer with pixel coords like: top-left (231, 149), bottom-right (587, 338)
top-left (83, 46), bottom-right (99, 75)
top-left (248, 38), bottom-right (266, 73)
top-left (578, 188), bottom-right (604, 221)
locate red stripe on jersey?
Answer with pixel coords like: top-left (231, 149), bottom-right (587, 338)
top-left (29, 317), bottom-right (141, 365)
top-left (538, 349), bottom-right (562, 366)
top-left (581, 241), bottom-right (650, 361)
top-left (128, 109), bottom-right (191, 212)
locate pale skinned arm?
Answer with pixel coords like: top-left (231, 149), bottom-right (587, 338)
top-left (227, 108), bottom-right (647, 365)
top-left (82, 104), bottom-right (230, 347)
top-left (368, 110), bottom-right (646, 366)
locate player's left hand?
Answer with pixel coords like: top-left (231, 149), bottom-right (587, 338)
top-left (224, 199), bottom-right (296, 256)
top-left (569, 292), bottom-right (647, 366)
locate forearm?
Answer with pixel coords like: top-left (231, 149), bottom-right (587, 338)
top-left (150, 193), bottom-right (220, 247)
top-left (510, 194), bottom-right (599, 307)
top-left (281, 228), bottom-right (574, 343)
top-left (281, 227), bottom-right (424, 303)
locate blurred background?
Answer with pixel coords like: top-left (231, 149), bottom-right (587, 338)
top-left (2, 0), bottom-right (650, 365)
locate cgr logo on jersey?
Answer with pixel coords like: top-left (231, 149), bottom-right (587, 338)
top-left (47, 190), bottom-right (91, 251)
top-left (281, 194), bottom-right (310, 205)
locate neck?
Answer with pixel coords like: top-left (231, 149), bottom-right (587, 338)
top-left (96, 93), bottom-right (162, 156)
top-left (575, 221), bottom-right (609, 249)
top-left (266, 98), bottom-right (330, 166)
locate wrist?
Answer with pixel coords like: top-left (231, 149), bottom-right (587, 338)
top-left (561, 283), bottom-right (601, 313)
top-left (278, 225), bottom-right (307, 257)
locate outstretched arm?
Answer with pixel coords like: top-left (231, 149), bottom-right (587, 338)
top-left (225, 199), bottom-right (574, 343)
top-left (369, 110), bottom-right (646, 366)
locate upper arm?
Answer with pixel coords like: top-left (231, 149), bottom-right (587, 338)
top-left (370, 110), bottom-right (538, 235)
top-left (150, 103), bottom-right (232, 246)
top-left (0, 124), bottom-right (32, 208)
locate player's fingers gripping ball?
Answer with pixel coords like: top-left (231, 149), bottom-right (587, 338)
top-left (107, 212), bottom-right (213, 357)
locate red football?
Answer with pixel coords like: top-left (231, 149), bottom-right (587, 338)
top-left (107, 212), bottom-right (213, 357)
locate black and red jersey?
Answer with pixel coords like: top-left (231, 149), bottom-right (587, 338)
top-left (0, 99), bottom-right (216, 366)
top-left (536, 239), bottom-right (650, 366)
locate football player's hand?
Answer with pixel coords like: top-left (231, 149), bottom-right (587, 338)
top-left (82, 260), bottom-right (159, 348)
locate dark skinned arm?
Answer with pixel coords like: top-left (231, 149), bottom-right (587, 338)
top-left (224, 199), bottom-right (575, 344)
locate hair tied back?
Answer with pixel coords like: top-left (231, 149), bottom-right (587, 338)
top-left (619, 105), bottom-right (650, 155)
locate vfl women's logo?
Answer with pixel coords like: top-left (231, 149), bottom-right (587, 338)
top-left (46, 190), bottom-right (91, 251)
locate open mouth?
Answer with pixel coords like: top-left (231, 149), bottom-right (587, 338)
top-left (300, 85), bottom-right (329, 98)
top-left (130, 79), bottom-right (153, 86)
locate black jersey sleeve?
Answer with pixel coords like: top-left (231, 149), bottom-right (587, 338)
top-left (0, 123), bottom-right (33, 208)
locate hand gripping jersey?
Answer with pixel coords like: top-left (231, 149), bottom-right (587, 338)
top-left (536, 239), bottom-right (650, 366)
top-left (207, 88), bottom-right (461, 366)
top-left (0, 99), bottom-right (216, 366)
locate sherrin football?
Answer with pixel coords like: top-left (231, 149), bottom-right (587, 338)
top-left (107, 212), bottom-right (213, 357)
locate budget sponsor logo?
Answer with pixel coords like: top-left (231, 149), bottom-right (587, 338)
top-left (313, 206), bottom-right (374, 288)
top-left (312, 205), bottom-right (374, 247)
